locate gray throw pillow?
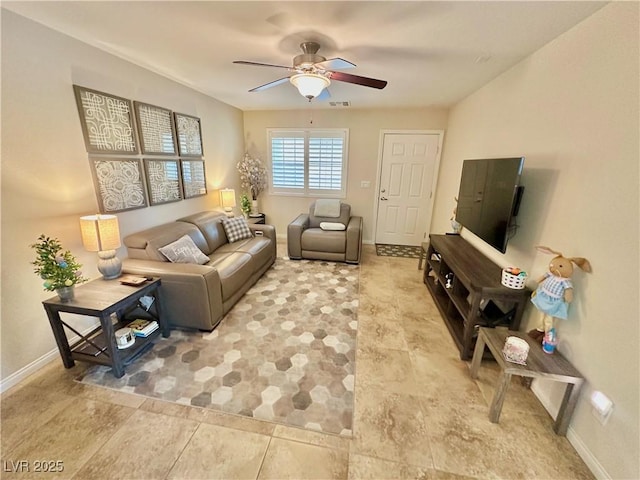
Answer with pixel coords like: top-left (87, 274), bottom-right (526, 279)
top-left (158, 235), bottom-right (209, 264)
top-left (222, 217), bottom-right (253, 243)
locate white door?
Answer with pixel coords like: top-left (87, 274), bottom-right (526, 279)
top-left (375, 133), bottom-right (440, 245)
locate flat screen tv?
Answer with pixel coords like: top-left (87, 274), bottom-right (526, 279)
top-left (455, 157), bottom-right (524, 253)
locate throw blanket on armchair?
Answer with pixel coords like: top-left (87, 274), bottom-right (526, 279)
top-left (314, 199), bottom-right (341, 218)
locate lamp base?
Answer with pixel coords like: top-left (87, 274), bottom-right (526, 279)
top-left (97, 250), bottom-right (122, 280)
top-left (224, 207), bottom-right (235, 218)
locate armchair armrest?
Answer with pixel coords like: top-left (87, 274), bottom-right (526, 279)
top-left (122, 258), bottom-right (223, 331)
top-left (345, 216), bottom-right (363, 264)
top-left (287, 214), bottom-right (310, 259)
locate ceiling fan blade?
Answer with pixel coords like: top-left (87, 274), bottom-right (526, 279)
top-left (248, 77), bottom-right (291, 92)
top-left (316, 88), bottom-right (331, 101)
top-left (328, 71), bottom-right (387, 89)
top-left (233, 60), bottom-right (292, 71)
top-left (315, 58), bottom-right (355, 71)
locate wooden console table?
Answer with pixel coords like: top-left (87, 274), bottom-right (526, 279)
top-left (470, 327), bottom-right (584, 436)
top-left (42, 277), bottom-right (169, 378)
top-left (424, 234), bottom-right (531, 359)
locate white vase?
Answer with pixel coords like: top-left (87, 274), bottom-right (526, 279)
top-left (251, 199), bottom-right (259, 213)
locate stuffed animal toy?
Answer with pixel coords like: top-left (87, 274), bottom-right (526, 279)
top-left (528, 246), bottom-right (592, 343)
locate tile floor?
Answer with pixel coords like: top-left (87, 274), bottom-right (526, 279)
top-left (0, 244), bottom-right (594, 479)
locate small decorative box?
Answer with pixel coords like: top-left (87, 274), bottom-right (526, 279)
top-left (502, 336), bottom-right (529, 365)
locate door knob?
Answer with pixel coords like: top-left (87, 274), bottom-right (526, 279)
top-left (381, 188), bottom-right (386, 193)
top-left (380, 197), bottom-right (388, 201)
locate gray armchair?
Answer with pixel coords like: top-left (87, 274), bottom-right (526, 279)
top-left (288, 201), bottom-right (363, 264)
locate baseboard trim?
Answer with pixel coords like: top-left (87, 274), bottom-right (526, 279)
top-left (0, 349), bottom-right (59, 394)
top-left (531, 382), bottom-right (610, 479)
top-left (1, 323), bottom-right (99, 394)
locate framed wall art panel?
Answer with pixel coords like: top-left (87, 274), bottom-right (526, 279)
top-left (180, 159), bottom-right (207, 199)
top-left (174, 113), bottom-right (203, 157)
top-left (143, 158), bottom-right (183, 205)
top-left (134, 102), bottom-right (177, 155)
top-left (73, 85), bottom-right (138, 154)
top-left (89, 157), bottom-right (148, 213)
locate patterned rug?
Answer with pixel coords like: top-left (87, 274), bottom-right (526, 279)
top-left (77, 258), bottom-right (359, 436)
top-left (375, 243), bottom-right (423, 258)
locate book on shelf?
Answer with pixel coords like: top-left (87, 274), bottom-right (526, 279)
top-left (127, 319), bottom-right (159, 337)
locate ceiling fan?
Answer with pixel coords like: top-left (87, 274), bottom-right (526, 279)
top-left (233, 41), bottom-right (387, 100)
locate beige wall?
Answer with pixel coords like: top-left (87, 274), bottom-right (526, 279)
top-left (432, 3), bottom-right (639, 478)
top-left (243, 108), bottom-right (448, 242)
top-left (1, 11), bottom-right (244, 383)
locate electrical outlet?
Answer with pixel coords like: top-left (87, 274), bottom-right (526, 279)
top-left (360, 180), bottom-right (371, 188)
top-left (590, 390), bottom-right (613, 425)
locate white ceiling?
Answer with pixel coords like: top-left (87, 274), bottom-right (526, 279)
top-left (3, 1), bottom-right (606, 111)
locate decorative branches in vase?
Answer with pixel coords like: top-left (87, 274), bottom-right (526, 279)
top-left (237, 153), bottom-right (267, 210)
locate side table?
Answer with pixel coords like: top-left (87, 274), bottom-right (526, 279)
top-left (247, 213), bottom-right (266, 224)
top-left (42, 277), bottom-right (169, 378)
top-left (469, 327), bottom-right (584, 436)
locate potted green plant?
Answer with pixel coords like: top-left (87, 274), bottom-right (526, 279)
top-left (240, 193), bottom-right (252, 218)
top-left (30, 234), bottom-right (88, 301)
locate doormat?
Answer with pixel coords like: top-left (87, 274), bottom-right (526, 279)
top-left (77, 257), bottom-right (359, 436)
top-left (375, 244), bottom-right (423, 258)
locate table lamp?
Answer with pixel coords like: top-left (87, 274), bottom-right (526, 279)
top-left (79, 214), bottom-right (122, 279)
top-left (220, 188), bottom-right (236, 217)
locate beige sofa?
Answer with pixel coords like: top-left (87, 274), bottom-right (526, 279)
top-left (287, 202), bottom-right (362, 264)
top-left (122, 211), bottom-right (276, 331)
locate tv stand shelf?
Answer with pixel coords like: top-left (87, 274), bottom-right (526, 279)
top-left (424, 234), bottom-right (530, 360)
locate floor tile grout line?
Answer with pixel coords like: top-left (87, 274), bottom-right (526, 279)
top-left (163, 421), bottom-right (203, 480)
top-left (255, 435), bottom-right (273, 480)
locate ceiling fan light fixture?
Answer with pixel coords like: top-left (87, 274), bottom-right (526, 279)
top-left (289, 73), bottom-right (330, 99)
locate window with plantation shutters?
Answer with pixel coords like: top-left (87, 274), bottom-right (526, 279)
top-left (268, 129), bottom-right (348, 197)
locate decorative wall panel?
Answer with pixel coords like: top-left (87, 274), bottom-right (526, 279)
top-left (89, 157), bottom-right (148, 212)
top-left (144, 159), bottom-right (182, 205)
top-left (135, 102), bottom-right (177, 155)
top-left (174, 113), bottom-right (203, 157)
top-left (73, 85), bottom-right (138, 154)
top-left (180, 159), bottom-right (207, 198)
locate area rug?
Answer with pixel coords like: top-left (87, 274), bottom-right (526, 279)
top-left (375, 243), bottom-right (422, 258)
top-left (77, 258), bottom-right (359, 436)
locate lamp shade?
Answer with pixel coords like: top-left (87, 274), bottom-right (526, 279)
top-left (290, 73), bottom-right (330, 99)
top-left (220, 188), bottom-right (236, 209)
top-left (80, 214), bottom-right (121, 252)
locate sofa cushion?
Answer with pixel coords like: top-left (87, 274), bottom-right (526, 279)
top-left (124, 222), bottom-right (208, 261)
top-left (158, 235), bottom-right (210, 264)
top-left (301, 228), bottom-right (346, 253)
top-left (176, 211), bottom-right (228, 254)
top-left (222, 217), bottom-right (253, 243)
top-left (209, 252), bottom-right (254, 301)
top-left (216, 237), bottom-right (273, 269)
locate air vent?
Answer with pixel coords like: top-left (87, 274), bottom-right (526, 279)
top-left (329, 101), bottom-right (351, 107)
